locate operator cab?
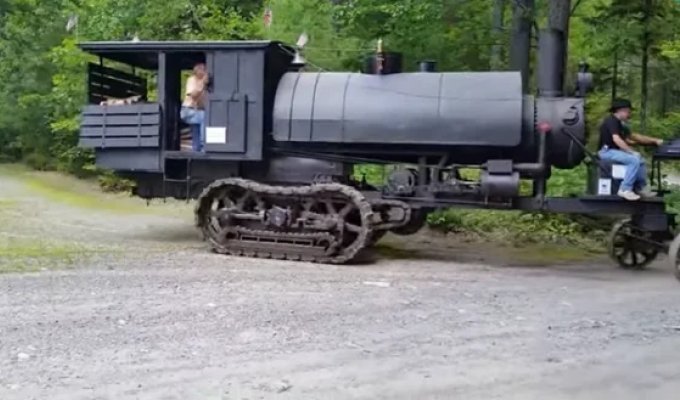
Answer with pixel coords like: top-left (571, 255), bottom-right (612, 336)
top-left (76, 40), bottom-right (295, 173)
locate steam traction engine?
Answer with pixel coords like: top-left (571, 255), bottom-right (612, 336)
top-left (75, 30), bottom-right (680, 280)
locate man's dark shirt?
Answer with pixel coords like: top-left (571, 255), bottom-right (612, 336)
top-left (598, 115), bottom-right (629, 150)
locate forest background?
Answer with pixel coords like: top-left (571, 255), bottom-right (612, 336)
top-left (2, 0), bottom-right (680, 247)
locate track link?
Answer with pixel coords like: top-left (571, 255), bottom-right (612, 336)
top-left (194, 178), bottom-right (374, 264)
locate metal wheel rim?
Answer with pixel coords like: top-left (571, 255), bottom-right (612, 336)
top-left (607, 219), bottom-right (659, 270)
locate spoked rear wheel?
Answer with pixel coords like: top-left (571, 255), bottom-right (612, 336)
top-left (607, 219), bottom-right (660, 270)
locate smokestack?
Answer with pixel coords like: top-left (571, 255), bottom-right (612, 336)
top-left (509, 0), bottom-right (533, 93)
top-left (537, 29), bottom-right (565, 97)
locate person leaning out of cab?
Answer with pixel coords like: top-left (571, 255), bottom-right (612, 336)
top-left (180, 62), bottom-right (208, 152)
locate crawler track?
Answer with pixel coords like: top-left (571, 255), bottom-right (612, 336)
top-left (194, 178), bottom-right (383, 264)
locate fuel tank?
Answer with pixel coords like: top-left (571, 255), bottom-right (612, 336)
top-left (272, 71), bottom-right (524, 147)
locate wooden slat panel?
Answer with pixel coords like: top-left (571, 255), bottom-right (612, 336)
top-left (90, 76), bottom-right (145, 95)
top-left (81, 103), bottom-right (160, 115)
top-left (87, 62), bottom-right (148, 103)
top-left (79, 136), bottom-right (159, 148)
top-left (80, 125), bottom-right (159, 138)
top-left (88, 63), bottom-right (146, 87)
top-left (90, 86), bottom-right (144, 101)
top-left (81, 114), bottom-right (160, 126)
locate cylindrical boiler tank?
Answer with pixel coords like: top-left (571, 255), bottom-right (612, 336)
top-left (271, 71), bottom-right (586, 169)
top-left (273, 71), bottom-right (524, 147)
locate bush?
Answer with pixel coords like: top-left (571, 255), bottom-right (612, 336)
top-left (427, 209), bottom-right (608, 249)
top-left (23, 152), bottom-right (53, 171)
top-left (97, 170), bottom-right (136, 193)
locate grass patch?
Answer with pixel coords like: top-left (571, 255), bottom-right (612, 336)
top-left (0, 163), bottom-right (184, 216)
top-left (0, 237), bottom-right (107, 273)
top-left (427, 209), bottom-right (609, 251)
top-left (374, 231), bottom-right (602, 266)
top-left (0, 199), bottom-right (17, 207)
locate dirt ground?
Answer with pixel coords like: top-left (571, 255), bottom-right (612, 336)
top-left (2, 164), bottom-right (680, 400)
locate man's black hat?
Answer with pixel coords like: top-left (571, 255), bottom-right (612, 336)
top-left (610, 98), bottom-right (633, 112)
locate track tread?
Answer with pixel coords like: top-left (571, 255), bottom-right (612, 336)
top-left (194, 178), bottom-right (374, 264)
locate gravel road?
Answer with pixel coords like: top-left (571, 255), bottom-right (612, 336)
top-left (2, 166), bottom-right (680, 400)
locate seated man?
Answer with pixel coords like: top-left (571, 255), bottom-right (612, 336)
top-left (597, 98), bottom-right (663, 201)
top-left (180, 62), bottom-right (208, 152)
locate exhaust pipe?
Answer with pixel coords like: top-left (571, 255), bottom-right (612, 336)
top-left (537, 28), bottom-right (566, 97)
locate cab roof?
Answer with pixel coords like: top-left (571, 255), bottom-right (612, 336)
top-left (77, 40), bottom-right (292, 70)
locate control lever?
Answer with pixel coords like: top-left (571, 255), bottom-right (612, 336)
top-left (559, 127), bottom-right (609, 176)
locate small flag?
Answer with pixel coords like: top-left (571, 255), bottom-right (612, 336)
top-left (263, 7), bottom-right (272, 28)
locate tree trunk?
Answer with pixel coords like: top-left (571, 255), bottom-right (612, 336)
top-left (509, 0), bottom-right (533, 93)
top-left (641, 0), bottom-right (652, 134)
top-left (548, 0), bottom-right (571, 92)
top-left (612, 48), bottom-right (618, 102)
top-left (490, 0), bottom-right (505, 70)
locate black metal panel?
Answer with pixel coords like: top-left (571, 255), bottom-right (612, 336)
top-left (515, 196), bottom-right (667, 215)
top-left (632, 213), bottom-right (671, 232)
top-left (269, 64), bottom-right (298, 141)
top-left (77, 41), bottom-right (294, 70)
top-left (203, 49), bottom-right (265, 160)
top-left (535, 97), bottom-right (586, 168)
top-left (205, 50), bottom-right (235, 151)
top-left (80, 126), bottom-right (159, 137)
top-left (80, 137), bottom-right (159, 148)
top-left (311, 73), bottom-right (348, 142)
top-left (587, 159), bottom-right (623, 196)
top-left (242, 156), bottom-right (351, 185)
top-left (81, 114), bottom-right (160, 126)
top-left (344, 73), bottom-right (440, 143)
top-left (158, 52), bottom-right (182, 151)
top-left (289, 72), bottom-right (319, 141)
top-left (82, 103), bottom-right (160, 115)
top-left (386, 193), bottom-right (666, 218)
top-left (226, 93), bottom-right (247, 152)
top-left (95, 149), bottom-right (161, 172)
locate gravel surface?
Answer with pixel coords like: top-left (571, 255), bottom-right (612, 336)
top-left (2, 166), bottom-right (680, 400)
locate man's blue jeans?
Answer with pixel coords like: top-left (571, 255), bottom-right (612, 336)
top-left (598, 147), bottom-right (647, 192)
top-left (180, 106), bottom-right (205, 152)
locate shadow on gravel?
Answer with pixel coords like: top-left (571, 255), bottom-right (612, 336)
top-left (370, 231), bottom-right (611, 269)
top-left (366, 232), bottom-right (678, 281)
top-left (122, 225), bottom-right (200, 243)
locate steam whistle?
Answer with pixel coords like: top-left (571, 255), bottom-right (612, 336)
top-left (291, 32), bottom-right (308, 69)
